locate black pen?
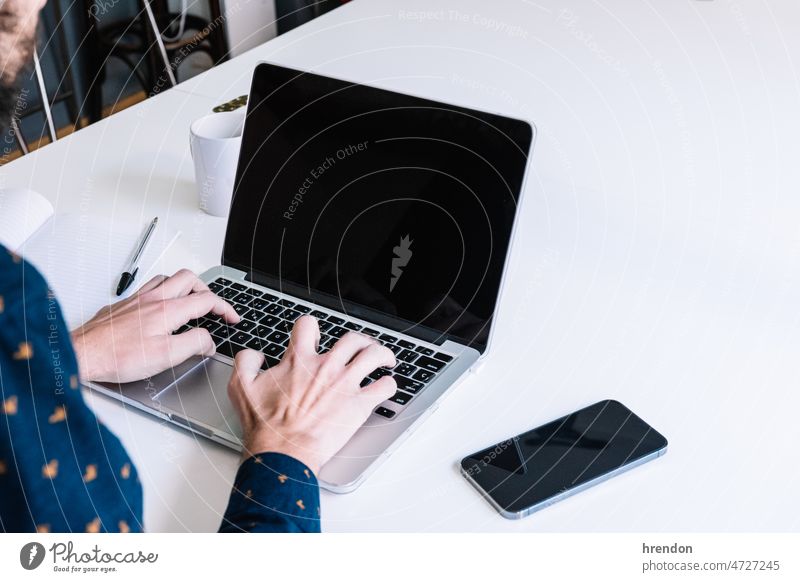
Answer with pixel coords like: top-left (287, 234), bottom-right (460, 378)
top-left (116, 217), bottom-right (158, 296)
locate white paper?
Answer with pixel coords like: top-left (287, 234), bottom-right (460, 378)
top-left (0, 187), bottom-right (55, 250)
top-left (21, 214), bottom-right (180, 329)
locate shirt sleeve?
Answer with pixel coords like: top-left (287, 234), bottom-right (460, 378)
top-left (0, 247), bottom-right (143, 533)
top-left (218, 453), bottom-right (321, 533)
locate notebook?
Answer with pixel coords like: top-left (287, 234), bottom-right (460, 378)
top-left (0, 188), bottom-right (180, 329)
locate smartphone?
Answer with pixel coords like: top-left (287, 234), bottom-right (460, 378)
top-left (460, 400), bottom-right (668, 519)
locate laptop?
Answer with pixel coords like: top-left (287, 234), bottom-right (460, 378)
top-left (91, 62), bottom-right (535, 492)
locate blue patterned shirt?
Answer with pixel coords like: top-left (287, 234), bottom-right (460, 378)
top-left (0, 247), bottom-right (320, 533)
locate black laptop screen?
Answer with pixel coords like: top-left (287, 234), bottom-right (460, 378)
top-left (223, 63), bottom-right (533, 350)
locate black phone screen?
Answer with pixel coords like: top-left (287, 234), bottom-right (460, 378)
top-left (461, 400), bottom-right (667, 516)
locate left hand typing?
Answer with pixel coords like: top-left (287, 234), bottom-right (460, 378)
top-left (70, 269), bottom-right (239, 383)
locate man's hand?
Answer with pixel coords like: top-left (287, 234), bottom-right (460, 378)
top-left (71, 269), bottom-right (239, 383)
top-left (227, 315), bottom-right (397, 475)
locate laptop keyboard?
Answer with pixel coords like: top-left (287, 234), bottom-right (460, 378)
top-left (175, 277), bottom-right (455, 420)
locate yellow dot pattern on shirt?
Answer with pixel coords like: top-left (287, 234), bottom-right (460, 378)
top-left (13, 342), bottom-right (33, 360)
top-left (48, 405), bottom-right (66, 423)
top-left (118, 520), bottom-right (130, 533)
top-left (304, 469), bottom-right (311, 479)
top-left (36, 524), bottom-right (50, 533)
top-left (245, 489), bottom-right (253, 498)
top-left (0, 459), bottom-right (6, 475)
top-left (2, 396), bottom-right (17, 415)
top-left (296, 499), bottom-right (305, 511)
top-left (83, 464), bottom-right (98, 483)
top-left (277, 474), bottom-right (288, 484)
top-left (120, 463), bottom-right (131, 479)
top-left (70, 375), bottom-right (79, 390)
top-left (42, 459), bottom-right (58, 479)
top-left (86, 517), bottom-right (101, 533)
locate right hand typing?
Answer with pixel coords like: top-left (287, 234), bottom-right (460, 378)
top-left (226, 315), bottom-right (397, 475)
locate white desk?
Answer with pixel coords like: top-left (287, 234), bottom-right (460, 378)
top-left (3, 0), bottom-right (800, 531)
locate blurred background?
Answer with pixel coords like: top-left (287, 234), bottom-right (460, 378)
top-left (1, 0), bottom-right (349, 164)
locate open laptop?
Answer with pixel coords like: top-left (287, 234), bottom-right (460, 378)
top-left (91, 62), bottom-right (535, 492)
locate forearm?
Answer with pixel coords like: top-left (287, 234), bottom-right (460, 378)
top-left (219, 453), bottom-right (321, 533)
top-left (0, 248), bottom-right (143, 533)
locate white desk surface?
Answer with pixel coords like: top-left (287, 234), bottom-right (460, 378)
top-left (2, 0), bottom-right (800, 531)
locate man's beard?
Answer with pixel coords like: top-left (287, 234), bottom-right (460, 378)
top-left (0, 9), bottom-right (36, 131)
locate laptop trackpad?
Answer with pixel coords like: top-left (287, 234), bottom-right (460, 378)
top-left (154, 357), bottom-right (241, 438)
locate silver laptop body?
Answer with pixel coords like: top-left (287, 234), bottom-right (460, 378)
top-left (88, 63), bottom-right (535, 492)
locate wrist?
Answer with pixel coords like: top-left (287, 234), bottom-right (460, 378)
top-left (242, 434), bottom-right (322, 476)
top-left (70, 328), bottom-right (103, 382)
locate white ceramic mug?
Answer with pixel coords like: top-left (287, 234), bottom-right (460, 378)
top-left (189, 110), bottom-right (245, 216)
